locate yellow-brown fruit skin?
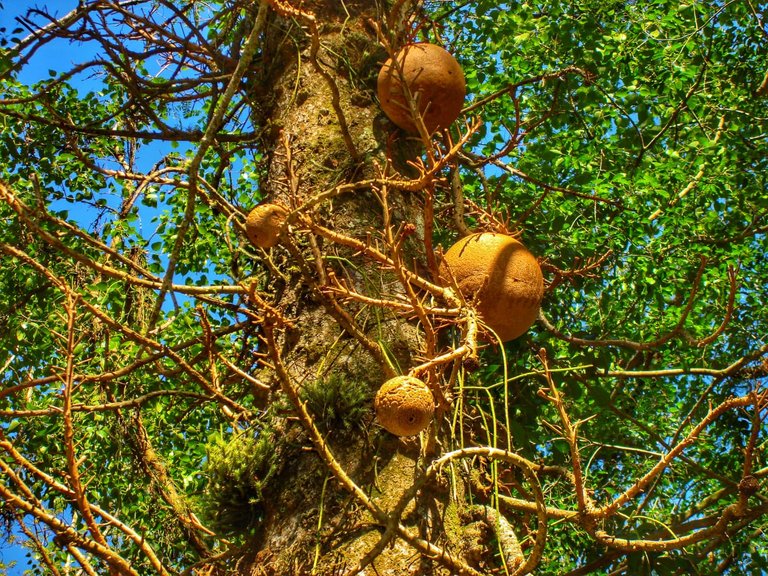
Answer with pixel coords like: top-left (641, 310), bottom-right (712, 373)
top-left (374, 376), bottom-right (435, 437)
top-left (245, 204), bottom-right (288, 249)
top-left (377, 43), bottom-right (466, 134)
top-left (439, 233), bottom-right (544, 342)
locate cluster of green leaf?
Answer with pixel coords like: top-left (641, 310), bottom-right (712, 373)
top-left (201, 428), bottom-right (278, 537)
top-left (301, 373), bottom-right (373, 435)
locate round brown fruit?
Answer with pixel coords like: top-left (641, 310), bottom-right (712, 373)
top-left (377, 43), bottom-right (466, 134)
top-left (374, 376), bottom-right (435, 437)
top-left (439, 232), bottom-right (544, 342)
top-left (245, 203), bottom-right (288, 249)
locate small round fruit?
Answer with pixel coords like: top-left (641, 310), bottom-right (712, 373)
top-left (439, 232), bottom-right (544, 342)
top-left (377, 43), bottom-right (466, 134)
top-left (245, 203), bottom-right (288, 249)
top-left (375, 376), bottom-right (435, 437)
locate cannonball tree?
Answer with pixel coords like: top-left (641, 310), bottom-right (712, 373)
top-left (0, 1), bottom-right (766, 575)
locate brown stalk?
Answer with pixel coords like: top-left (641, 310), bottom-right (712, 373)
top-left (60, 294), bottom-right (108, 550)
top-left (537, 348), bottom-right (594, 518)
top-left (0, 459), bottom-right (141, 576)
top-left (596, 393), bottom-right (768, 519)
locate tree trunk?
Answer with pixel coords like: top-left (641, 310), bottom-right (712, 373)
top-left (237, 2), bottom-right (453, 574)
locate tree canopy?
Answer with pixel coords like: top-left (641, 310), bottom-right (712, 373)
top-left (1, 1), bottom-right (767, 575)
